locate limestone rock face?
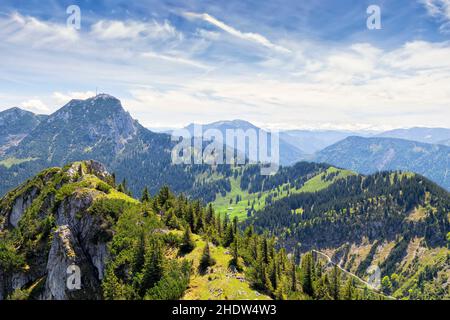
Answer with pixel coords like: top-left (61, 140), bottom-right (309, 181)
top-left (42, 225), bottom-right (102, 300)
top-left (9, 187), bottom-right (38, 228)
top-left (0, 161), bottom-right (115, 300)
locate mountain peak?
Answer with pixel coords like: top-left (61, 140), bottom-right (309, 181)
top-left (55, 94), bottom-right (127, 121)
top-left (5, 95), bottom-right (140, 165)
top-left (0, 107), bottom-right (34, 117)
top-left (89, 93), bottom-right (120, 103)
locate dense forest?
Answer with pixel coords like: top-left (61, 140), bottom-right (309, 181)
top-left (245, 171), bottom-right (450, 299)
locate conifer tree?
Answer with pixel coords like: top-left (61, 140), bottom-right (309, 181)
top-left (291, 260), bottom-right (297, 292)
top-left (141, 186), bottom-right (151, 203)
top-left (199, 242), bottom-right (216, 273)
top-left (230, 235), bottom-right (241, 271)
top-left (330, 265), bottom-right (341, 300)
top-left (180, 226), bottom-right (195, 253)
top-left (140, 239), bottom-right (164, 296)
top-left (133, 230), bottom-right (146, 274)
top-left (300, 253), bottom-right (314, 296)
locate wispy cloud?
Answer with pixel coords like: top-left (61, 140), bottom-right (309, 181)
top-left (52, 91), bottom-right (97, 104)
top-left (141, 51), bottom-right (210, 70)
top-left (183, 12), bottom-right (291, 53)
top-left (1, 12), bottom-right (79, 46)
top-left (20, 98), bottom-right (50, 113)
top-left (90, 19), bottom-right (182, 41)
top-left (420, 0), bottom-right (450, 33)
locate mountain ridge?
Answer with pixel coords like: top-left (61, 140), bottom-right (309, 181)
top-left (315, 135), bottom-right (450, 191)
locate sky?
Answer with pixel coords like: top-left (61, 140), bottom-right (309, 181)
top-left (0, 0), bottom-right (450, 131)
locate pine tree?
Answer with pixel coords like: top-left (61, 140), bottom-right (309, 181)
top-left (300, 252), bottom-right (314, 296)
top-left (199, 242), bottom-right (216, 273)
top-left (132, 230), bottom-right (146, 274)
top-left (141, 186), bottom-right (151, 203)
top-left (262, 238), bottom-right (269, 264)
top-left (315, 274), bottom-right (331, 300)
top-left (230, 235), bottom-right (241, 271)
top-left (291, 259), bottom-right (297, 292)
top-left (205, 203), bottom-right (214, 225)
top-left (180, 226), bottom-right (195, 253)
top-left (232, 216), bottom-right (238, 234)
top-left (330, 265), bottom-right (341, 300)
top-left (140, 239), bottom-right (164, 296)
top-left (157, 185), bottom-right (171, 209)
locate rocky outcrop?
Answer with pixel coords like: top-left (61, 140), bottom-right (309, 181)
top-left (42, 225), bottom-right (102, 300)
top-left (9, 187), bottom-right (38, 228)
top-left (0, 161), bottom-right (117, 300)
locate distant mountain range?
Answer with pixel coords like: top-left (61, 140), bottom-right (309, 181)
top-left (178, 119), bottom-right (305, 166)
top-left (377, 127), bottom-right (450, 145)
top-left (1, 95), bottom-right (449, 195)
top-left (0, 107), bottom-right (47, 155)
top-left (280, 129), bottom-right (373, 154)
top-left (315, 136), bottom-right (450, 190)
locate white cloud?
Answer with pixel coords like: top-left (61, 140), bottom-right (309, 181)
top-left (1, 12), bottom-right (449, 130)
top-left (52, 91), bottom-right (96, 104)
top-left (382, 41), bottom-right (450, 70)
top-left (90, 19), bottom-right (182, 41)
top-left (183, 12), bottom-right (291, 53)
top-left (141, 52), bottom-right (210, 70)
top-left (122, 40), bottom-right (450, 130)
top-left (421, 0), bottom-right (450, 33)
top-left (20, 99), bottom-right (50, 113)
top-left (1, 12), bottom-right (79, 46)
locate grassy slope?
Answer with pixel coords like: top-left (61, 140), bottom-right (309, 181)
top-left (171, 231), bottom-right (270, 300)
top-left (212, 167), bottom-right (355, 221)
top-left (0, 157), bottom-right (38, 169)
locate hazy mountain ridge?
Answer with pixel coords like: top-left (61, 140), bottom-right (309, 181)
top-left (377, 127), bottom-right (450, 145)
top-left (0, 107), bottom-right (47, 156)
top-left (178, 119), bottom-right (306, 166)
top-left (315, 136), bottom-right (450, 191)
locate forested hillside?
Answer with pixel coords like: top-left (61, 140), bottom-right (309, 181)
top-left (247, 171), bottom-right (450, 299)
top-left (315, 136), bottom-right (450, 191)
top-left (0, 161), bottom-right (386, 300)
top-left (0, 107), bottom-right (46, 156)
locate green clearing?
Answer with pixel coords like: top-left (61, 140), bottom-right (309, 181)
top-left (0, 157), bottom-right (38, 169)
top-left (176, 233), bottom-right (270, 300)
top-left (212, 167), bottom-right (355, 221)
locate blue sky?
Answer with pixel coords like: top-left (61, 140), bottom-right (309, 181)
top-left (0, 0), bottom-right (449, 130)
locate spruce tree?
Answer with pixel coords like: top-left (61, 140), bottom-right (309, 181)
top-left (199, 242), bottom-right (216, 273)
top-left (330, 265), bottom-right (341, 300)
top-left (140, 239), bottom-right (164, 296)
top-left (291, 260), bottom-right (297, 292)
top-left (230, 235), bottom-right (241, 271)
top-left (141, 186), bottom-right (151, 203)
top-left (180, 226), bottom-right (195, 253)
top-left (133, 230), bottom-right (146, 274)
top-left (300, 252), bottom-right (314, 296)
